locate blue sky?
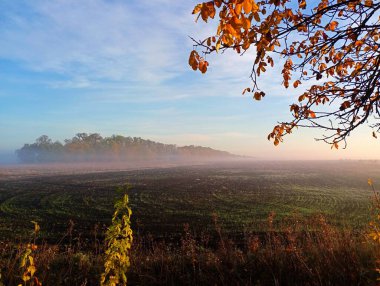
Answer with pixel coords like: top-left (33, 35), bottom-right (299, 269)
top-left (0, 0), bottom-right (378, 160)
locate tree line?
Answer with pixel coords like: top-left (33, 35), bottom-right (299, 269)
top-left (16, 133), bottom-right (234, 163)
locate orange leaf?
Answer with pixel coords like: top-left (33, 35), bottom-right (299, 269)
top-left (199, 60), bottom-right (208, 73)
top-left (243, 0), bottom-right (253, 14)
top-left (235, 3), bottom-right (242, 15)
top-left (299, 0), bottom-right (306, 9)
top-left (340, 101), bottom-right (350, 110)
top-left (309, 111), bottom-right (316, 118)
top-left (253, 91), bottom-right (262, 100)
top-left (242, 87), bottom-right (251, 95)
top-left (293, 80), bottom-right (301, 88)
top-left (327, 21), bottom-right (338, 31)
top-left (243, 17), bottom-right (251, 30)
top-left (331, 142), bottom-right (339, 149)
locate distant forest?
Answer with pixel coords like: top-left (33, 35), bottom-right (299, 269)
top-left (16, 133), bottom-right (235, 163)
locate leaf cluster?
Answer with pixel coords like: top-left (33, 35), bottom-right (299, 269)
top-left (190, 0), bottom-right (380, 147)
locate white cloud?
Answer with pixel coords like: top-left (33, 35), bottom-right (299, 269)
top-left (0, 0), bottom-right (296, 101)
top-left (0, 0), bottom-right (189, 84)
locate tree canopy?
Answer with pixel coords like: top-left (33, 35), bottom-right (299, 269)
top-left (189, 0), bottom-right (380, 148)
top-left (16, 134), bottom-right (234, 163)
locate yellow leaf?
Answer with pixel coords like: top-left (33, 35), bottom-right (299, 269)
top-left (215, 41), bottom-right (221, 53)
top-left (28, 256), bottom-right (34, 266)
top-left (368, 178), bottom-right (374, 186)
top-left (192, 4), bottom-right (202, 15)
top-left (27, 265), bottom-right (36, 277)
top-left (31, 221), bottom-right (40, 233)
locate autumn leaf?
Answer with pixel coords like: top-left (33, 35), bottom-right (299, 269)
top-left (192, 4), bottom-right (202, 14)
top-left (216, 41), bottom-right (221, 52)
top-left (243, 0), bottom-right (253, 14)
top-left (330, 142), bottom-right (339, 149)
top-left (199, 60), bottom-right (209, 73)
top-left (293, 80), bottom-right (301, 88)
top-left (308, 111), bottom-right (316, 118)
top-left (242, 87), bottom-right (251, 95)
top-left (253, 91), bottom-right (262, 100)
top-left (299, 0), bottom-right (306, 9)
top-left (340, 101), bottom-right (351, 110)
top-left (235, 3), bottom-right (242, 15)
top-left (189, 0), bottom-right (380, 146)
top-left (327, 21), bottom-right (338, 31)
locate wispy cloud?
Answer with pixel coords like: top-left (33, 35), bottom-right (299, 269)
top-left (0, 1), bottom-right (191, 84)
top-left (0, 0), bottom-right (293, 101)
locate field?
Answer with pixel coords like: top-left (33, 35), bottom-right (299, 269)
top-left (1, 160), bottom-right (380, 285)
top-left (0, 160), bottom-right (379, 241)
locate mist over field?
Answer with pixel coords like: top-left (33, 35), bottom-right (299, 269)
top-left (0, 151), bottom-right (17, 165)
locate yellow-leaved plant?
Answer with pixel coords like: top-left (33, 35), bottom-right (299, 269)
top-left (101, 185), bottom-right (133, 286)
top-left (19, 221), bottom-right (42, 286)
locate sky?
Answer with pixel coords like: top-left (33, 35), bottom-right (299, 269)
top-left (0, 0), bottom-right (378, 161)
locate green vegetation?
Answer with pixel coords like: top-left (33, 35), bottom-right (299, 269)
top-left (0, 161), bottom-right (378, 240)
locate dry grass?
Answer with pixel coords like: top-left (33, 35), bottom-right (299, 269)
top-left (0, 212), bottom-right (377, 286)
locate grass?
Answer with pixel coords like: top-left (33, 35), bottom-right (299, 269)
top-left (0, 213), bottom-right (378, 285)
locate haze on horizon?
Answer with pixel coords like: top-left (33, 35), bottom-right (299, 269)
top-left (0, 0), bottom-right (378, 162)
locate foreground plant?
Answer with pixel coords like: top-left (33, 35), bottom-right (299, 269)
top-left (101, 185), bottom-right (133, 286)
top-left (19, 221), bottom-right (42, 286)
